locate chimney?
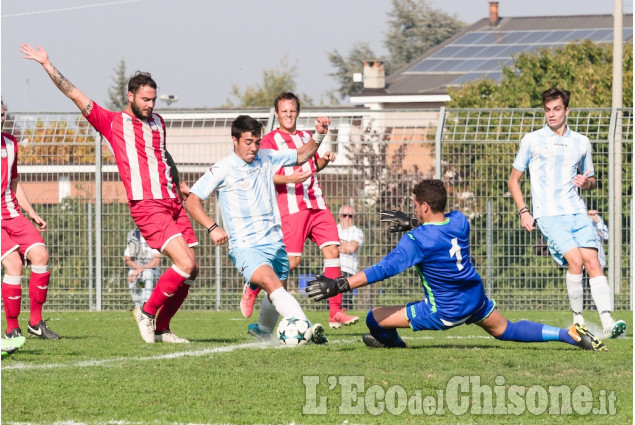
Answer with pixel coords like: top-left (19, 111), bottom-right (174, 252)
top-left (363, 61), bottom-right (385, 89)
top-left (489, 1), bottom-right (499, 26)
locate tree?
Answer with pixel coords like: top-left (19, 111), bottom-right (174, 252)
top-left (384, 0), bottom-right (466, 71)
top-left (223, 55), bottom-right (313, 108)
top-left (328, 0), bottom-right (465, 101)
top-left (328, 42), bottom-right (379, 100)
top-left (106, 58), bottom-right (129, 111)
top-left (447, 40), bottom-right (634, 108)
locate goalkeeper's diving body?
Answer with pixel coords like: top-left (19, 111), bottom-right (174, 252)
top-left (306, 179), bottom-right (607, 351)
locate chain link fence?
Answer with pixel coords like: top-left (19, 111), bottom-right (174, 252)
top-left (3, 107), bottom-right (632, 312)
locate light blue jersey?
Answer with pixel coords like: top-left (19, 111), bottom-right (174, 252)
top-left (190, 149), bottom-right (297, 249)
top-left (512, 125), bottom-right (594, 218)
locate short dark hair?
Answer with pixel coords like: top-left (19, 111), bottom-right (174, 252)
top-left (412, 179), bottom-right (447, 213)
top-left (231, 115), bottom-right (263, 140)
top-left (274, 92), bottom-right (301, 113)
top-left (128, 71), bottom-right (157, 94)
top-left (542, 87), bottom-right (570, 108)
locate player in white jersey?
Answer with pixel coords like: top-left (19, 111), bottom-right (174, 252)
top-left (185, 115), bottom-right (327, 342)
top-left (508, 87), bottom-right (626, 339)
top-left (337, 204), bottom-right (364, 311)
top-left (22, 44), bottom-right (198, 344)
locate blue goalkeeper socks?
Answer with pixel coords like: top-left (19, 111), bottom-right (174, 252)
top-left (496, 320), bottom-right (576, 346)
top-left (366, 310), bottom-right (406, 348)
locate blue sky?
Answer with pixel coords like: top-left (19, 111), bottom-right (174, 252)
top-left (1, 0), bottom-right (631, 111)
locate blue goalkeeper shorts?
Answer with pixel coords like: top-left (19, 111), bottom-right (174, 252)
top-left (406, 296), bottom-right (496, 331)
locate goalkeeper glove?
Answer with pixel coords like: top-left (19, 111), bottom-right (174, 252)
top-left (306, 274), bottom-right (350, 302)
top-left (379, 209), bottom-right (419, 232)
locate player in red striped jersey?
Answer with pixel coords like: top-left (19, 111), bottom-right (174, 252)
top-left (22, 44), bottom-right (198, 344)
top-left (241, 92), bottom-right (358, 330)
top-left (1, 101), bottom-right (60, 340)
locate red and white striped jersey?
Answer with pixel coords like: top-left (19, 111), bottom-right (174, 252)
top-left (260, 128), bottom-right (327, 216)
top-left (85, 102), bottom-right (177, 201)
top-left (1, 132), bottom-right (21, 219)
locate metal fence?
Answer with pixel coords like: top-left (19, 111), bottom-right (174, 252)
top-left (3, 107), bottom-right (632, 312)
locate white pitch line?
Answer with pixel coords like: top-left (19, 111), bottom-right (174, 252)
top-left (2, 333), bottom-right (629, 372)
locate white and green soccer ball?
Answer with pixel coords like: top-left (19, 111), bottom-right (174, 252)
top-left (277, 316), bottom-right (313, 346)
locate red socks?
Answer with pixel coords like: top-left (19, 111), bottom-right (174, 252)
top-left (144, 266), bottom-right (188, 316)
top-left (2, 277), bottom-right (22, 332)
top-left (155, 283), bottom-right (190, 332)
top-left (324, 261), bottom-right (342, 317)
top-left (29, 270), bottom-right (50, 325)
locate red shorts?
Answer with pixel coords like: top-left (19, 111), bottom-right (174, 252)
top-left (129, 198), bottom-right (198, 252)
top-left (281, 208), bottom-right (339, 256)
top-left (1, 213), bottom-right (45, 262)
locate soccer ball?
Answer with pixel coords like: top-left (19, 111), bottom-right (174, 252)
top-left (277, 316), bottom-right (313, 346)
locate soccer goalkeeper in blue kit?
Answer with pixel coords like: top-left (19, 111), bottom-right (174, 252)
top-left (306, 179), bottom-right (607, 351)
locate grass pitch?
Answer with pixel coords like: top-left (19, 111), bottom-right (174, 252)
top-left (1, 310), bottom-right (632, 425)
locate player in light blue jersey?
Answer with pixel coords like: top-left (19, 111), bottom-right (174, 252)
top-left (306, 179), bottom-right (607, 351)
top-left (508, 87), bottom-right (626, 339)
top-left (185, 115), bottom-right (327, 343)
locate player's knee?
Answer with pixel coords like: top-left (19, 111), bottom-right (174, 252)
top-left (28, 246), bottom-right (49, 266)
top-left (187, 263), bottom-right (199, 280)
top-left (288, 257), bottom-right (301, 270)
top-left (262, 279), bottom-right (283, 294)
top-left (567, 256), bottom-right (584, 273)
top-left (584, 260), bottom-right (603, 276)
top-left (178, 258), bottom-right (197, 276)
top-left (2, 254), bottom-right (23, 275)
top-left (322, 244), bottom-right (339, 258)
top-left (366, 309), bottom-right (382, 331)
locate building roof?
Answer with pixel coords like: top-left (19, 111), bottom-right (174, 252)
top-left (352, 14), bottom-right (633, 104)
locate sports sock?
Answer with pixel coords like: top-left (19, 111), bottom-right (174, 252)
top-left (366, 310), bottom-right (406, 348)
top-left (144, 265), bottom-right (189, 316)
top-left (257, 296), bottom-right (280, 333)
top-left (495, 320), bottom-right (576, 346)
top-left (155, 280), bottom-right (192, 332)
top-left (248, 283), bottom-right (260, 291)
top-left (2, 275), bottom-right (22, 332)
top-left (269, 287), bottom-right (307, 321)
top-left (588, 276), bottom-right (614, 329)
top-left (324, 258), bottom-right (342, 316)
top-left (29, 265), bottom-right (50, 325)
top-left (565, 272), bottom-right (584, 324)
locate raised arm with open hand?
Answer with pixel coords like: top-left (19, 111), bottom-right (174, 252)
top-left (20, 43), bottom-right (92, 115)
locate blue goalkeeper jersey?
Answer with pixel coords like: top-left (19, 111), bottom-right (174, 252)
top-left (363, 211), bottom-right (486, 321)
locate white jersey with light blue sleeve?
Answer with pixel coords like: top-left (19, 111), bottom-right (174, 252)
top-left (512, 125), bottom-right (593, 218)
top-left (189, 149), bottom-right (297, 248)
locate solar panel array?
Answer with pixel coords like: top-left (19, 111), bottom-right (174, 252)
top-left (407, 28), bottom-right (633, 86)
